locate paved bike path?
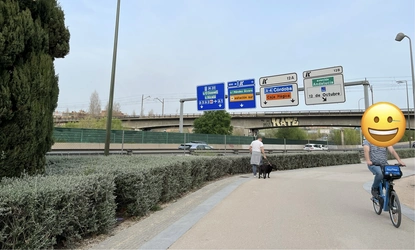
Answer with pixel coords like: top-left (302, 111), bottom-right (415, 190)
top-left (92, 159), bottom-right (415, 249)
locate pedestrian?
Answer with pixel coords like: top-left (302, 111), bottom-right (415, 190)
top-left (363, 139), bottom-right (405, 198)
top-left (249, 134), bottom-right (267, 177)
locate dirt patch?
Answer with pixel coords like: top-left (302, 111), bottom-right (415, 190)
top-left (393, 175), bottom-right (415, 210)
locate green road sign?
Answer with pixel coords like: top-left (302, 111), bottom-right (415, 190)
top-left (229, 88), bottom-right (254, 95)
top-left (312, 77), bottom-right (334, 87)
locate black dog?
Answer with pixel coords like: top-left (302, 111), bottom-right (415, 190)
top-left (258, 162), bottom-right (274, 179)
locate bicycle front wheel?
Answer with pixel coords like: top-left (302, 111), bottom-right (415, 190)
top-left (389, 191), bottom-right (401, 228)
top-left (372, 196), bottom-right (382, 215)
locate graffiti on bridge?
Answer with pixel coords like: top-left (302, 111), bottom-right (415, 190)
top-left (271, 117), bottom-right (299, 127)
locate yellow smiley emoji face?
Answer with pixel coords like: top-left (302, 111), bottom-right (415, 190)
top-left (361, 102), bottom-right (406, 147)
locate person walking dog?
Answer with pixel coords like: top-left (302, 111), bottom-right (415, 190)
top-left (249, 135), bottom-right (267, 177)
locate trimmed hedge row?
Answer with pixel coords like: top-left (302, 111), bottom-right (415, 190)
top-left (390, 148), bottom-right (415, 160)
top-left (0, 174), bottom-right (116, 249)
top-left (1, 152), bottom-right (361, 249)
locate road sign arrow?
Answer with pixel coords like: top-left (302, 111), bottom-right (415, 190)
top-left (240, 104), bottom-right (244, 107)
top-left (291, 99), bottom-right (295, 103)
top-left (200, 105), bottom-right (204, 108)
top-left (218, 104), bottom-right (222, 107)
top-left (322, 97), bottom-right (327, 102)
top-left (263, 101), bottom-right (267, 105)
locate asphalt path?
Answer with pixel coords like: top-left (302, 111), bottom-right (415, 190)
top-left (92, 159), bottom-right (415, 250)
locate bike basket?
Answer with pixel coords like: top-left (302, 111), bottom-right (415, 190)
top-left (382, 165), bottom-right (402, 180)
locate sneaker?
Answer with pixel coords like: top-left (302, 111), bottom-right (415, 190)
top-left (371, 187), bottom-right (379, 197)
top-left (379, 196), bottom-right (384, 208)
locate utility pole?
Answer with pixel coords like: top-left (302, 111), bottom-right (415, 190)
top-left (154, 98), bottom-right (165, 116)
top-left (104, 0), bottom-right (121, 156)
top-left (141, 95), bottom-right (151, 117)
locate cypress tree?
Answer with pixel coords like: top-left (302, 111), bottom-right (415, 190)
top-left (0, 0), bottom-right (70, 178)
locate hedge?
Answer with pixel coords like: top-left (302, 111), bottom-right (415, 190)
top-left (1, 152), bottom-right (363, 249)
top-left (0, 174), bottom-right (116, 249)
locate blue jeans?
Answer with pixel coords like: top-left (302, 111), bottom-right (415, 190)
top-left (368, 165), bottom-right (383, 189)
top-left (252, 165), bottom-right (258, 176)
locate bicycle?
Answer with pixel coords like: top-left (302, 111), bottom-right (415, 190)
top-left (371, 164), bottom-right (405, 228)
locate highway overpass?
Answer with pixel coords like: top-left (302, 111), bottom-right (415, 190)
top-left (64, 109), bottom-right (415, 134)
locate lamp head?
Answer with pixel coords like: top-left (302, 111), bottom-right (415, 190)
top-left (395, 32), bottom-right (406, 42)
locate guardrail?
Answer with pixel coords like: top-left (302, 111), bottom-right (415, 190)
top-left (47, 148), bottom-right (364, 156)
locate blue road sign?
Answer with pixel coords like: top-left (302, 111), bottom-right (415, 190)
top-left (263, 85), bottom-right (294, 94)
top-left (197, 83), bottom-right (225, 111)
top-left (227, 79), bottom-right (256, 109)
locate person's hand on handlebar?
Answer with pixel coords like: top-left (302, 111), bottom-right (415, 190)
top-left (398, 160), bottom-right (406, 167)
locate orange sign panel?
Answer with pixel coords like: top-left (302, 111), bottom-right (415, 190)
top-left (230, 94), bottom-right (254, 102)
top-left (266, 92), bottom-right (292, 100)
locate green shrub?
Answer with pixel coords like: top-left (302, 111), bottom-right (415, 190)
top-left (0, 174), bottom-right (116, 249)
top-left (390, 149), bottom-right (415, 160)
top-left (0, 152), bottom-right (363, 249)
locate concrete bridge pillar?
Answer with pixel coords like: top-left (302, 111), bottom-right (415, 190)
top-left (341, 129), bottom-right (345, 146)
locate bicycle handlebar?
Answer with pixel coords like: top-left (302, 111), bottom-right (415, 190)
top-left (372, 163), bottom-right (406, 167)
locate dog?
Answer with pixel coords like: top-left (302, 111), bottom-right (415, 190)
top-left (258, 162), bottom-right (274, 179)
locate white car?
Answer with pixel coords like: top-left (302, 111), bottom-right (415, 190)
top-left (303, 144), bottom-right (323, 151)
top-left (178, 143), bottom-right (213, 150)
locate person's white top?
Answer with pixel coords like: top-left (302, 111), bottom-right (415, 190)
top-left (250, 140), bottom-right (264, 152)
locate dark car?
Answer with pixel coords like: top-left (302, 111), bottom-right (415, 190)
top-left (412, 142), bottom-right (415, 148)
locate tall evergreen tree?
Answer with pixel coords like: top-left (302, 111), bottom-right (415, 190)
top-left (0, 0), bottom-right (70, 178)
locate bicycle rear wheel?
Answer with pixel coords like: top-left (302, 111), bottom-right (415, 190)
top-left (389, 191), bottom-right (401, 228)
top-left (372, 196), bottom-right (382, 215)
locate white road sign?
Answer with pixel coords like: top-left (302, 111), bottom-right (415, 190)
top-left (259, 73), bottom-right (297, 86)
top-left (303, 66), bottom-right (343, 79)
top-left (260, 83), bottom-right (299, 108)
top-left (303, 74), bottom-right (345, 105)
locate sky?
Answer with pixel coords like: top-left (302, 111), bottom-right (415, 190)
top-left (54, 0), bottom-right (415, 116)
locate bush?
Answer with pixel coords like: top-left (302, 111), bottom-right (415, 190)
top-left (390, 149), bottom-right (415, 160)
top-left (0, 152), bottom-right (363, 249)
top-left (0, 174), bottom-right (116, 249)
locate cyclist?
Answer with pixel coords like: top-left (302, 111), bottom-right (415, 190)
top-left (363, 139), bottom-right (405, 198)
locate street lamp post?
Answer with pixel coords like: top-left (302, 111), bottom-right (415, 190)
top-left (395, 32), bottom-right (415, 142)
top-left (369, 85), bottom-right (374, 105)
top-left (104, 0), bottom-right (121, 156)
top-left (397, 80), bottom-right (411, 147)
top-left (358, 97), bottom-right (364, 111)
top-left (358, 97), bottom-right (364, 145)
top-left (141, 95), bottom-right (151, 116)
top-left (154, 98), bottom-right (165, 116)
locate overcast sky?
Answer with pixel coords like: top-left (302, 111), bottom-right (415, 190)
top-left (54, 0), bottom-right (415, 116)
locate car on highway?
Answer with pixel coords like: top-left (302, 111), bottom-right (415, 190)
top-left (303, 144), bottom-right (323, 151)
top-left (178, 143), bottom-right (213, 150)
top-left (413, 142), bottom-right (415, 148)
top-left (319, 144), bottom-right (329, 150)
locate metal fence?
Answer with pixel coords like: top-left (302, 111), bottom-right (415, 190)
top-left (53, 127), bottom-right (331, 145)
